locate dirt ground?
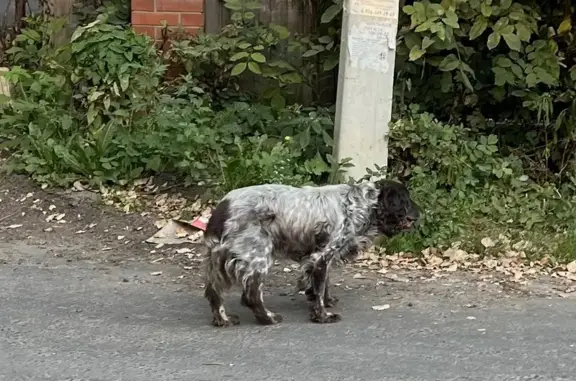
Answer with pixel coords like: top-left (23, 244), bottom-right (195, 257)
top-left (0, 173), bottom-right (573, 305)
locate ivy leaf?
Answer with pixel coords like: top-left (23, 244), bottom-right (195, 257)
top-left (469, 16), bottom-right (488, 40)
top-left (439, 54), bottom-right (460, 71)
top-left (231, 62), bottom-right (247, 76)
top-left (487, 32), bottom-right (501, 50)
top-left (409, 46), bottom-right (426, 61)
top-left (250, 52), bottom-right (266, 63)
top-left (230, 51), bottom-right (249, 61)
top-left (502, 33), bottom-right (521, 51)
top-left (321, 4), bottom-right (341, 24)
top-left (248, 62), bottom-right (262, 74)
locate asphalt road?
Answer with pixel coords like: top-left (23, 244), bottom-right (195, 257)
top-left (1, 243), bottom-right (576, 381)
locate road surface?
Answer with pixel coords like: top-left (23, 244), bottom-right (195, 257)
top-left (1, 242), bottom-right (575, 381)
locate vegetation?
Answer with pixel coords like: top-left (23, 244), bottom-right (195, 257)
top-left (0, 0), bottom-right (575, 260)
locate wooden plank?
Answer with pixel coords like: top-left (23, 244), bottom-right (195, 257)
top-left (204, 0), bottom-right (228, 34)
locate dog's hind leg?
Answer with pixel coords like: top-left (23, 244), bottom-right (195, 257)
top-left (237, 241), bottom-right (282, 325)
top-left (203, 248), bottom-right (240, 327)
top-left (240, 271), bottom-right (283, 325)
top-left (204, 283), bottom-right (240, 327)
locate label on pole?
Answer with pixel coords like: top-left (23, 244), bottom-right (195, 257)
top-left (347, 22), bottom-right (396, 73)
top-left (350, 0), bottom-right (399, 19)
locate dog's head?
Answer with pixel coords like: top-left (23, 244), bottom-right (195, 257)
top-left (373, 180), bottom-right (420, 236)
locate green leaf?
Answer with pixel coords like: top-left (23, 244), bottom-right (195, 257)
top-left (493, 17), bottom-right (509, 32)
top-left (237, 42), bottom-right (252, 49)
top-left (469, 16), bottom-right (488, 40)
top-left (480, 3), bottom-right (492, 17)
top-left (487, 135), bottom-right (498, 145)
top-left (250, 52), bottom-right (266, 63)
top-left (487, 32), bottom-right (501, 50)
top-left (87, 104), bottom-right (97, 125)
top-left (323, 56), bottom-right (339, 71)
top-left (322, 130), bottom-right (334, 146)
top-left (443, 14), bottom-right (459, 29)
top-left (302, 49), bottom-right (320, 58)
top-left (439, 54), bottom-right (460, 71)
top-left (318, 35), bottom-right (332, 44)
top-left (230, 51), bottom-right (250, 61)
top-left (248, 61), bottom-right (262, 74)
top-left (415, 19), bottom-right (434, 33)
top-left (422, 36), bottom-right (434, 49)
top-left (500, 0), bottom-right (512, 10)
top-left (403, 5), bottom-right (415, 15)
top-left (409, 46), bottom-right (426, 61)
top-left (119, 75), bottom-right (129, 92)
top-left (502, 33), bottom-right (521, 51)
top-left (230, 62), bottom-right (247, 76)
top-left (495, 56), bottom-right (512, 67)
top-left (271, 93), bottom-right (286, 109)
top-left (321, 4), bottom-right (341, 24)
top-left (299, 127), bottom-right (311, 149)
top-left (515, 24), bottom-right (531, 42)
top-left (558, 18), bottom-right (572, 36)
top-left (511, 64), bottom-right (523, 78)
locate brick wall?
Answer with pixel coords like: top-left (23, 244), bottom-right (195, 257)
top-left (132, 0), bottom-right (204, 41)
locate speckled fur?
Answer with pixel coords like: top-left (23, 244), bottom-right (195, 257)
top-left (202, 180), bottom-right (419, 327)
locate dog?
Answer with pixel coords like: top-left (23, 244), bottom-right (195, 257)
top-left (201, 179), bottom-right (420, 327)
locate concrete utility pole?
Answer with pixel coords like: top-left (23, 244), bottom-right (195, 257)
top-left (333, 0), bottom-right (400, 180)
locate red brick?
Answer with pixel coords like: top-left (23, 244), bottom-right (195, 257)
top-left (132, 0), bottom-right (155, 11)
top-left (132, 11), bottom-right (180, 25)
top-left (180, 12), bottom-right (204, 26)
top-left (133, 25), bottom-right (157, 38)
top-left (156, 0), bottom-right (203, 12)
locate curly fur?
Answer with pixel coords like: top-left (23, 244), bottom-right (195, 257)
top-left (202, 180), bottom-right (420, 327)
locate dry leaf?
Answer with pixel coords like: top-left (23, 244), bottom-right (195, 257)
top-left (566, 260), bottom-right (576, 273)
top-left (7, 224), bottom-right (22, 229)
top-left (446, 263), bottom-right (458, 272)
top-left (372, 304), bottom-right (390, 311)
top-left (150, 271), bottom-right (163, 276)
top-left (481, 237), bottom-right (496, 248)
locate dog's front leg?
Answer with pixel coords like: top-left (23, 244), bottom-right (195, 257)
top-left (309, 253), bottom-right (342, 323)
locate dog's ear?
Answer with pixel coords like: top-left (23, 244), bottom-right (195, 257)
top-left (375, 180), bottom-right (406, 205)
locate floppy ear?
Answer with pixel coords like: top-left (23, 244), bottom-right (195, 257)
top-left (375, 180), bottom-right (402, 205)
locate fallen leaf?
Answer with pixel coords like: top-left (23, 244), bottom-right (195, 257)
top-left (372, 304), bottom-right (390, 311)
top-left (150, 271), bottom-right (163, 276)
top-left (466, 316), bottom-right (476, 320)
top-left (176, 248), bottom-right (192, 254)
top-left (7, 224), bottom-right (22, 229)
top-left (481, 237), bottom-right (496, 248)
top-left (446, 263), bottom-right (458, 272)
top-left (353, 273), bottom-right (366, 279)
top-left (566, 260), bottom-right (576, 273)
top-left (283, 267), bottom-right (292, 273)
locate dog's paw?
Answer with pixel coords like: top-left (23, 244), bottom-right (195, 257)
top-left (256, 312), bottom-right (283, 325)
top-left (212, 314), bottom-right (241, 327)
top-left (310, 311), bottom-right (342, 324)
top-left (325, 296), bottom-right (339, 308)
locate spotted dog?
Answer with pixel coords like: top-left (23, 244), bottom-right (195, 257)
top-left (201, 180), bottom-right (420, 326)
